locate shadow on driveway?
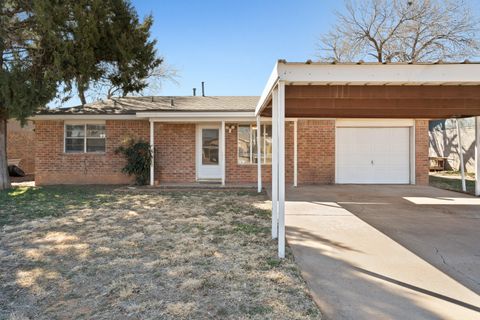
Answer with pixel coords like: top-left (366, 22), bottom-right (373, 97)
top-left (284, 184), bottom-right (480, 320)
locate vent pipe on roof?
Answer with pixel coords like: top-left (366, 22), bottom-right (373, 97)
top-left (193, 88), bottom-right (196, 96)
top-left (201, 82), bottom-right (205, 97)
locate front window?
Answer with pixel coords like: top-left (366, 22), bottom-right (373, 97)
top-left (238, 124), bottom-right (272, 164)
top-left (65, 123), bottom-right (106, 153)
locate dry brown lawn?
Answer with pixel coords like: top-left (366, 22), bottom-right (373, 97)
top-left (0, 187), bottom-right (321, 319)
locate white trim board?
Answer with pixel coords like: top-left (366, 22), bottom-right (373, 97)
top-left (32, 114), bottom-right (138, 120)
top-left (137, 111), bottom-right (255, 118)
top-left (336, 119), bottom-right (414, 127)
top-left (148, 117), bottom-right (257, 123)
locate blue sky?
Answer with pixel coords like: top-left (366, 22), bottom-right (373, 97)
top-left (58, 0), bottom-right (480, 108)
top-left (138, 0), bottom-right (342, 97)
top-left (58, 0), bottom-right (342, 107)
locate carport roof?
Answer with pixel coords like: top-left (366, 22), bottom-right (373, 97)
top-left (256, 60), bottom-right (480, 119)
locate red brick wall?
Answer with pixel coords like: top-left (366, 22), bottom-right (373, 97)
top-left (225, 120), bottom-right (334, 185)
top-left (35, 120), bottom-right (149, 185)
top-left (154, 123), bottom-right (196, 183)
top-left (35, 118), bottom-right (427, 186)
top-left (7, 120), bottom-right (35, 174)
top-left (415, 119), bottom-right (430, 185)
top-left (297, 120), bottom-right (336, 184)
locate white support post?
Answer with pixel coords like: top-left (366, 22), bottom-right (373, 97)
top-left (293, 119), bottom-right (298, 187)
top-left (277, 81), bottom-right (286, 259)
top-left (271, 88), bottom-right (279, 240)
top-left (221, 120), bottom-right (226, 186)
top-left (257, 116), bottom-right (262, 193)
top-left (476, 117), bottom-right (480, 196)
top-left (149, 120), bottom-right (155, 186)
top-left (456, 119), bottom-right (466, 192)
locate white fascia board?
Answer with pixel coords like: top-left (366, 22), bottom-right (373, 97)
top-left (278, 63), bottom-right (480, 85)
top-left (149, 117), bottom-right (257, 123)
top-left (255, 62), bottom-right (279, 116)
top-left (31, 114), bottom-right (139, 120)
top-left (137, 111), bottom-right (255, 121)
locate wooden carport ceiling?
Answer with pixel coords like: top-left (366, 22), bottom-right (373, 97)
top-left (261, 85), bottom-right (480, 119)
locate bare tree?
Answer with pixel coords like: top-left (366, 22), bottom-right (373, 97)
top-left (88, 60), bottom-right (180, 101)
top-left (318, 0), bottom-right (480, 62)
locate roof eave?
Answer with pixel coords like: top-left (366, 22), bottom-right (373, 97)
top-left (255, 61), bottom-right (280, 116)
top-left (136, 111), bottom-right (255, 119)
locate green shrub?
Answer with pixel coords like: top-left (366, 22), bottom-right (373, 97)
top-left (115, 140), bottom-right (152, 185)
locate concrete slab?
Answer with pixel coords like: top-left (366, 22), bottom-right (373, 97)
top-left (285, 185), bottom-right (480, 320)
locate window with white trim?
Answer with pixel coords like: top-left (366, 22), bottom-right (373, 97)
top-left (238, 124), bottom-right (272, 164)
top-left (65, 123), bottom-right (106, 153)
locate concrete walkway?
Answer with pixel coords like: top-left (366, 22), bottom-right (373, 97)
top-left (285, 185), bottom-right (480, 320)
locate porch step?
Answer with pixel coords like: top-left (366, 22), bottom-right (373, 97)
top-left (196, 179), bottom-right (222, 184)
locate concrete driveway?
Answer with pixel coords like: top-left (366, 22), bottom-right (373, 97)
top-left (285, 185), bottom-right (480, 320)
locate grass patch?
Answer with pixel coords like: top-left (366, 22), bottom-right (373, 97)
top-left (254, 208), bottom-right (271, 217)
top-left (234, 222), bottom-right (269, 235)
top-left (429, 174), bottom-right (476, 195)
top-left (0, 187), bottom-right (321, 319)
top-left (0, 185), bottom-right (117, 226)
top-left (266, 257), bottom-right (282, 268)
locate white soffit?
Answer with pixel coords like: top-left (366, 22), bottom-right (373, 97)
top-left (136, 111), bottom-right (255, 122)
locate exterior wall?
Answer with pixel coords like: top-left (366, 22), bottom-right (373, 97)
top-left (225, 120), bottom-right (334, 185)
top-left (154, 123), bottom-right (196, 183)
top-left (35, 120), bottom-right (149, 185)
top-left (298, 120), bottom-right (335, 184)
top-left (415, 119), bottom-right (430, 185)
top-left (7, 120), bottom-right (35, 174)
top-left (34, 118), bottom-right (428, 186)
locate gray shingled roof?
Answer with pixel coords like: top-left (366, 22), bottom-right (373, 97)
top-left (41, 96), bottom-right (259, 115)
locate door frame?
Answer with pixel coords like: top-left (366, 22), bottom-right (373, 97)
top-left (334, 119), bottom-right (416, 184)
top-left (196, 123), bottom-right (223, 181)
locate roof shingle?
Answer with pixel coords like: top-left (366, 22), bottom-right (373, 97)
top-left (41, 96), bottom-right (259, 115)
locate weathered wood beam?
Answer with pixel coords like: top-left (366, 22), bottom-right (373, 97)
top-left (286, 85), bottom-right (480, 99)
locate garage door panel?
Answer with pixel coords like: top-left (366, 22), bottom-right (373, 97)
top-left (337, 127), bottom-right (411, 184)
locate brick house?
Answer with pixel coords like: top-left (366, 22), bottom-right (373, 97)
top-left (32, 94), bottom-right (429, 186)
top-left (32, 62), bottom-right (480, 190)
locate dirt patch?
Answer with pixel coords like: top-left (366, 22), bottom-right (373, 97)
top-left (0, 188), bottom-right (321, 319)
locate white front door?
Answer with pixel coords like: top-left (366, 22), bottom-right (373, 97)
top-left (196, 124), bottom-right (222, 180)
top-left (336, 127), bottom-right (411, 184)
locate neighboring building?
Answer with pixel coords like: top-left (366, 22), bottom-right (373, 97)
top-left (32, 61), bottom-right (480, 187)
top-left (7, 119), bottom-right (35, 175)
top-left (429, 118), bottom-right (476, 173)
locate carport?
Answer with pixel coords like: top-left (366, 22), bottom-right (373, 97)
top-left (254, 60), bottom-right (480, 258)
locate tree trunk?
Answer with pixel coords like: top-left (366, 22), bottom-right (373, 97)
top-left (77, 77), bottom-right (87, 105)
top-left (0, 116), bottom-right (11, 190)
top-left (79, 87), bottom-right (87, 105)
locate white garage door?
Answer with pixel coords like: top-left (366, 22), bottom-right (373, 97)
top-left (336, 127), bottom-right (411, 184)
